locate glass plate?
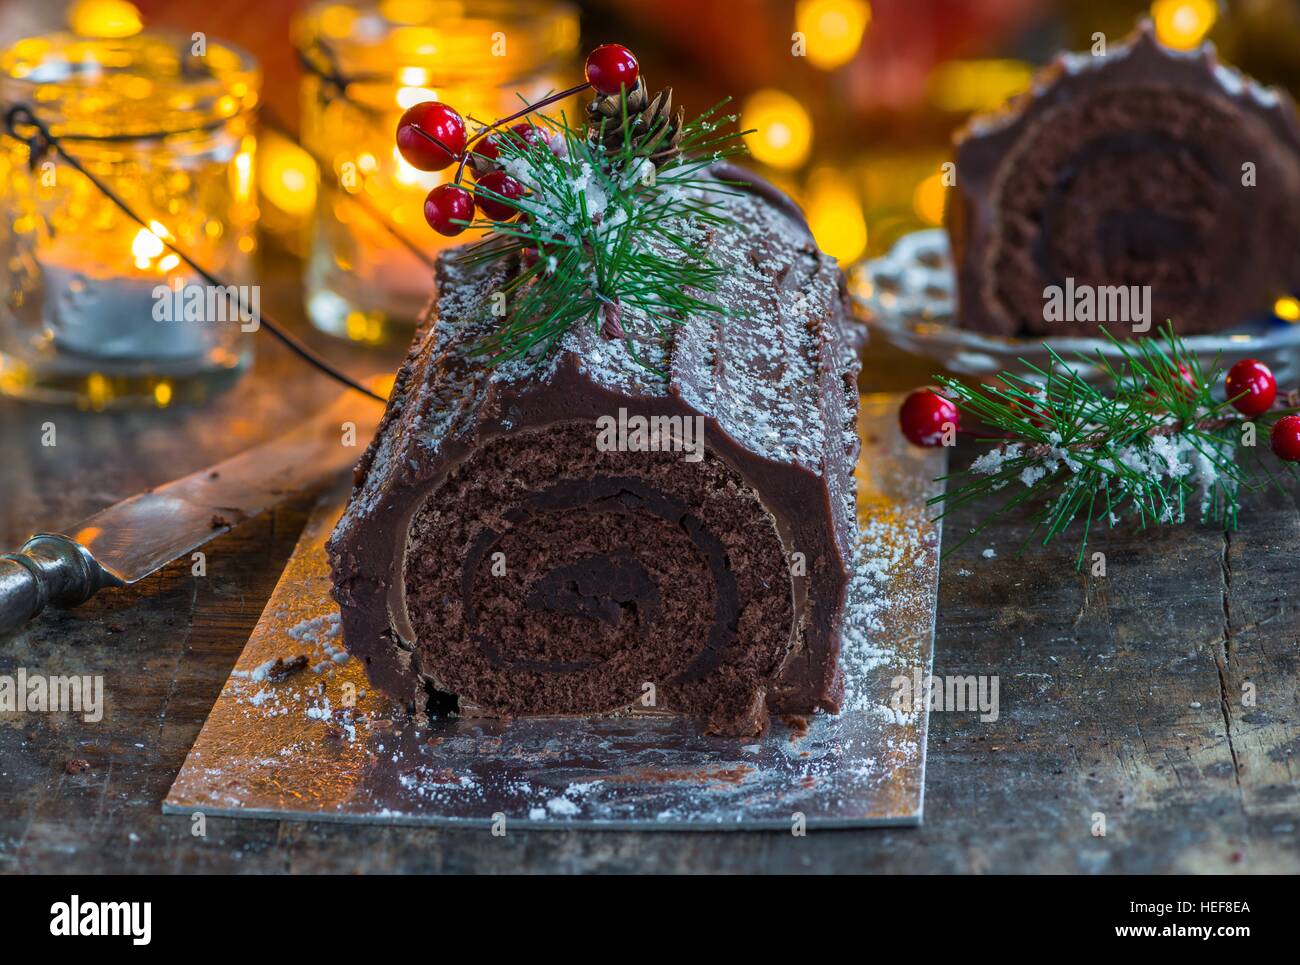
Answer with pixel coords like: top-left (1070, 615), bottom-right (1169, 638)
top-left (849, 229), bottom-right (1300, 384)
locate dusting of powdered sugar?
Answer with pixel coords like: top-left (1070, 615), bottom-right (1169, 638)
top-left (970, 428), bottom-right (1233, 524)
top-left (196, 487), bottom-right (936, 827)
top-left (838, 509), bottom-right (936, 718)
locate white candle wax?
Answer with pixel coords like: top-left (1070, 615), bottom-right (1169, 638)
top-left (41, 238), bottom-right (210, 361)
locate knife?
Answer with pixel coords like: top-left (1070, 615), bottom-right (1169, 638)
top-left (0, 391), bottom-right (385, 637)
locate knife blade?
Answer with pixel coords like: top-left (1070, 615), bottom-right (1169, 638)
top-left (0, 391), bottom-right (384, 637)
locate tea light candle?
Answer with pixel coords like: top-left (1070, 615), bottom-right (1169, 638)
top-left (0, 30), bottom-right (260, 406)
top-left (294, 0), bottom-right (579, 344)
top-left (42, 230), bottom-right (205, 360)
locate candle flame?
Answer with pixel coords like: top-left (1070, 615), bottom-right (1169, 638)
top-left (131, 227), bottom-right (165, 269)
top-left (397, 86), bottom-right (440, 109)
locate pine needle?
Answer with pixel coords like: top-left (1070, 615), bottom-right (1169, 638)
top-left (453, 95), bottom-right (749, 370)
top-left (930, 325), bottom-right (1299, 567)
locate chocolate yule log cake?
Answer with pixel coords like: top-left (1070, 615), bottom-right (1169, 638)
top-left (328, 46), bottom-right (860, 737)
top-left (947, 20), bottom-right (1300, 337)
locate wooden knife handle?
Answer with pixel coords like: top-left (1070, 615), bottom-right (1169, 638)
top-left (0, 535), bottom-right (120, 638)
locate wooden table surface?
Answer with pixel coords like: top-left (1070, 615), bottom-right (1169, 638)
top-left (2, 271), bottom-right (1298, 874)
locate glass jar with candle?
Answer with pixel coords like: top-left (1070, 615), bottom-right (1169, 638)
top-left (0, 32), bottom-right (259, 408)
top-left (294, 0), bottom-right (578, 345)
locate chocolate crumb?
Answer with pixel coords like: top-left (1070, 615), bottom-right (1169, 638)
top-left (210, 514), bottom-right (231, 529)
top-left (64, 759), bottom-right (90, 774)
top-left (267, 655), bottom-right (309, 682)
top-left (780, 714), bottom-right (810, 740)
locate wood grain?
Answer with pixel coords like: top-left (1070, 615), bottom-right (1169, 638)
top-left (0, 268), bottom-right (1297, 873)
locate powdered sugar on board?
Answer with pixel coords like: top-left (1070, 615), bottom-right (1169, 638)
top-left (164, 395), bottom-right (944, 829)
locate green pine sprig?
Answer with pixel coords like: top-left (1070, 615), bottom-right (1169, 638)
top-left (931, 325), bottom-right (1299, 569)
top-left (454, 95), bottom-right (751, 370)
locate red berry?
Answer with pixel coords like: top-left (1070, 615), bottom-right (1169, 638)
top-left (585, 44), bottom-right (639, 96)
top-left (423, 183), bottom-right (474, 236)
top-left (1225, 358), bottom-right (1277, 417)
top-left (471, 125), bottom-right (545, 176)
top-left (1146, 363), bottom-right (1197, 400)
top-left (501, 122), bottom-right (546, 151)
top-left (1271, 414), bottom-right (1300, 462)
top-left (900, 389), bottom-right (959, 448)
top-left (474, 170), bottom-right (524, 221)
top-left (396, 102), bottom-right (466, 172)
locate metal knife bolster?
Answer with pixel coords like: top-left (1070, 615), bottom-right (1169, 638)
top-left (0, 534), bottom-right (121, 637)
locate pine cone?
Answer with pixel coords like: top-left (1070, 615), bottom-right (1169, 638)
top-left (586, 78), bottom-right (685, 168)
top-left (586, 76), bottom-right (650, 125)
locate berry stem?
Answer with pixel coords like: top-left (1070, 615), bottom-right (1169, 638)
top-left (454, 81), bottom-right (592, 183)
top-left (407, 125), bottom-right (460, 158)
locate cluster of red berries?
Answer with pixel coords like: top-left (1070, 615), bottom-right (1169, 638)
top-left (392, 44), bottom-right (640, 237)
top-left (898, 357), bottom-right (1300, 461)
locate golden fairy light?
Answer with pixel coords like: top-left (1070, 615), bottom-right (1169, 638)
top-left (1152, 0), bottom-right (1217, 50)
top-left (795, 0), bottom-right (871, 70)
top-left (805, 167), bottom-right (867, 263)
top-left (741, 89), bottom-right (813, 170)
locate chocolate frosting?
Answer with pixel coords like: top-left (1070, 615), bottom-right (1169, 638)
top-left (328, 168), bottom-right (860, 735)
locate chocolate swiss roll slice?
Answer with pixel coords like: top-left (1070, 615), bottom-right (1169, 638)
top-left (947, 20), bottom-right (1300, 337)
top-left (328, 172), bottom-right (860, 737)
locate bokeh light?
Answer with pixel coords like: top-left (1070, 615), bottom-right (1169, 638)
top-left (67, 0), bottom-right (143, 38)
top-left (1152, 0), bottom-right (1217, 50)
top-left (795, 0), bottom-right (872, 70)
top-left (912, 172), bottom-right (947, 226)
top-left (260, 133), bottom-right (319, 219)
top-left (742, 89), bottom-right (813, 171)
top-left (805, 167), bottom-right (867, 262)
top-left (928, 60), bottom-right (1034, 113)
top-left (1274, 297), bottom-right (1300, 323)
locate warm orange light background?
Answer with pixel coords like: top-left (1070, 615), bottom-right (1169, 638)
top-left (11, 0), bottom-right (1300, 269)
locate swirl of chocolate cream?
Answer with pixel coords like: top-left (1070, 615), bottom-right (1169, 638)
top-left (401, 423), bottom-right (795, 734)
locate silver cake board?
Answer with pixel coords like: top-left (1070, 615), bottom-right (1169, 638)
top-left (164, 394), bottom-right (946, 830)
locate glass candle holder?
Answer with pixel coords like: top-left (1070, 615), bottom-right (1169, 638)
top-left (0, 32), bottom-right (260, 409)
top-left (294, 0), bottom-right (578, 345)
